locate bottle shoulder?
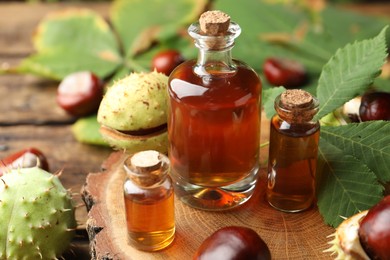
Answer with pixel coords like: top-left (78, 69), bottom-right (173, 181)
top-left (170, 60), bottom-right (260, 81)
top-left (124, 176), bottom-right (172, 192)
top-left (271, 115), bottom-right (320, 137)
top-left (168, 59), bottom-right (261, 105)
top-left (124, 177), bottom-right (173, 202)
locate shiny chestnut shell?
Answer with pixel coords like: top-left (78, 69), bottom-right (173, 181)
top-left (0, 147), bottom-right (49, 176)
top-left (263, 57), bottom-right (308, 88)
top-left (151, 49), bottom-right (184, 76)
top-left (359, 92), bottom-right (390, 121)
top-left (194, 226), bottom-right (271, 260)
top-left (358, 195), bottom-right (390, 260)
top-left (57, 71), bottom-right (104, 117)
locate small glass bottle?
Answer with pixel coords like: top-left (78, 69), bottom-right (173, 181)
top-left (266, 89), bottom-right (320, 212)
top-left (123, 150), bottom-right (175, 251)
top-left (168, 10), bottom-right (262, 210)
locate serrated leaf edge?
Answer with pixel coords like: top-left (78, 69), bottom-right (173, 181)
top-left (315, 26), bottom-right (388, 120)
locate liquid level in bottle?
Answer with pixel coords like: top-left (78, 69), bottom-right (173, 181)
top-left (267, 116), bottom-right (320, 212)
top-left (124, 187), bottom-right (175, 251)
top-left (168, 60), bottom-right (261, 187)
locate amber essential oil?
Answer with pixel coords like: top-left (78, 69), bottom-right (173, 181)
top-left (168, 11), bottom-right (261, 211)
top-left (124, 188), bottom-right (175, 251)
top-left (169, 60), bottom-right (261, 187)
top-left (266, 90), bottom-right (320, 212)
top-left (123, 151), bottom-right (175, 251)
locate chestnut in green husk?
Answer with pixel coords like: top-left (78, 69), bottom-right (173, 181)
top-left (97, 71), bottom-right (169, 154)
top-left (194, 226), bottom-right (271, 260)
top-left (326, 195), bottom-right (390, 260)
top-left (359, 196), bottom-right (390, 260)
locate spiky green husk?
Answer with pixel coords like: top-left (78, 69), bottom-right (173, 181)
top-left (97, 71), bottom-right (169, 152)
top-left (97, 71), bottom-right (168, 131)
top-left (0, 167), bottom-right (76, 259)
top-left (325, 211), bottom-right (369, 260)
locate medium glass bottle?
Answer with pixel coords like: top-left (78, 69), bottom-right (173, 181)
top-left (168, 11), bottom-right (262, 210)
top-left (267, 89), bottom-right (320, 212)
top-left (123, 150), bottom-right (175, 251)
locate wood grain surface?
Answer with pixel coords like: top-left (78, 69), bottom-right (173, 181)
top-left (83, 151), bottom-right (335, 260)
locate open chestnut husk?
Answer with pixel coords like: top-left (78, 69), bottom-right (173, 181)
top-left (97, 71), bottom-right (169, 154)
top-left (359, 196), bottom-right (390, 260)
top-left (194, 226), bottom-right (271, 260)
top-left (326, 195), bottom-right (390, 260)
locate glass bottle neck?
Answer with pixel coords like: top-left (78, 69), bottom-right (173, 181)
top-left (194, 46), bottom-right (236, 77)
top-left (188, 21), bottom-right (241, 77)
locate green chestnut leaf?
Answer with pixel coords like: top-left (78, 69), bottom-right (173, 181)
top-left (321, 122), bottom-right (390, 184)
top-left (72, 114), bottom-right (108, 147)
top-left (315, 26), bottom-right (388, 120)
top-left (262, 87), bottom-right (286, 119)
top-left (316, 138), bottom-right (383, 227)
top-left (18, 9), bottom-right (122, 80)
top-left (215, 0), bottom-right (389, 81)
top-left (111, 0), bottom-right (208, 57)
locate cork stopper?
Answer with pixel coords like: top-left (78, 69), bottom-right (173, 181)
top-left (124, 150), bottom-right (169, 187)
top-left (130, 150), bottom-right (162, 173)
top-left (276, 89), bottom-right (319, 123)
top-left (199, 10), bottom-right (230, 36)
top-left (280, 89), bottom-right (313, 109)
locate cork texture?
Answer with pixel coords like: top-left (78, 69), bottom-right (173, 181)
top-left (130, 150), bottom-right (161, 170)
top-left (199, 10), bottom-right (230, 36)
top-left (280, 89), bottom-right (313, 108)
top-left (277, 89), bottom-right (318, 123)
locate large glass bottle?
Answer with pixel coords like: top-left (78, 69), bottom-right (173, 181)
top-left (168, 11), bottom-right (262, 210)
top-left (266, 89), bottom-right (320, 212)
top-left (123, 150), bottom-right (175, 251)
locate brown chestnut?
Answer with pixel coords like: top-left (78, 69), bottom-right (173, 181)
top-left (193, 226), bottom-right (271, 260)
top-left (359, 92), bottom-right (390, 121)
top-left (151, 49), bottom-right (184, 76)
top-left (56, 71), bottom-right (104, 117)
top-left (0, 147), bottom-right (49, 176)
top-left (358, 195), bottom-right (390, 260)
top-left (263, 57), bottom-right (308, 88)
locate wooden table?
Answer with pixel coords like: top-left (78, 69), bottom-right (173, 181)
top-left (0, 2), bottom-right (113, 259)
top-left (0, 2), bottom-right (389, 260)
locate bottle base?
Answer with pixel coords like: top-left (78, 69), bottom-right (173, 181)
top-left (266, 195), bottom-right (313, 213)
top-left (172, 165), bottom-right (259, 211)
top-left (128, 228), bottom-right (175, 252)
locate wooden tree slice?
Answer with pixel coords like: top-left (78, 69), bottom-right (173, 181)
top-left (82, 151), bottom-right (335, 260)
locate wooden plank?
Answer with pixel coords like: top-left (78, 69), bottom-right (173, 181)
top-left (0, 72), bottom-right (75, 124)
